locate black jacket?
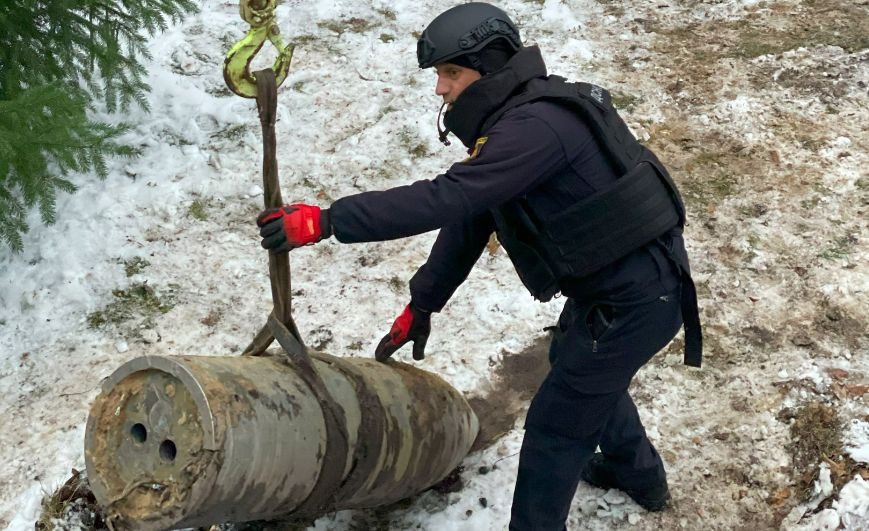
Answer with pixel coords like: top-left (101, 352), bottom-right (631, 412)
top-left (328, 47), bottom-right (680, 312)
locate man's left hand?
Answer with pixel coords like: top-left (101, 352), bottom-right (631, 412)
top-left (375, 303), bottom-right (432, 362)
top-left (257, 204), bottom-right (331, 253)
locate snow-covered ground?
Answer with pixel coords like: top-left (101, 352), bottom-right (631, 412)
top-left (1, 0), bottom-right (867, 529)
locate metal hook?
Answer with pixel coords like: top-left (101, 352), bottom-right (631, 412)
top-left (223, 0), bottom-right (295, 98)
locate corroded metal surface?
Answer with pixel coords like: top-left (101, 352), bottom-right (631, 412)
top-left (84, 352), bottom-right (478, 530)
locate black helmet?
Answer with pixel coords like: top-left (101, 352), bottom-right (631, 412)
top-left (417, 3), bottom-right (522, 69)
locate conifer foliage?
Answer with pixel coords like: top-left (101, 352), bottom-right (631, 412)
top-left (0, 0), bottom-right (197, 251)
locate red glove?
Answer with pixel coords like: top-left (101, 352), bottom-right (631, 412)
top-left (257, 204), bottom-right (331, 253)
top-left (375, 303), bottom-right (432, 362)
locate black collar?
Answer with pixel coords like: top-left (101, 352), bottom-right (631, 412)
top-left (443, 46), bottom-right (548, 148)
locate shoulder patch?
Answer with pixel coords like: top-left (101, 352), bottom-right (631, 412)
top-left (463, 136), bottom-right (489, 162)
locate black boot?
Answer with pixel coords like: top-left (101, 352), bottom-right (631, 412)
top-left (580, 453), bottom-right (670, 512)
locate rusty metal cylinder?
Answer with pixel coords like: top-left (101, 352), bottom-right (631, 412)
top-left (84, 353), bottom-right (479, 530)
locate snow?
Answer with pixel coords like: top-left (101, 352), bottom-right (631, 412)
top-left (2, 0), bottom-right (868, 530)
top-left (540, 0), bottom-right (582, 32)
top-left (790, 472), bottom-right (869, 531)
top-left (846, 420), bottom-right (869, 465)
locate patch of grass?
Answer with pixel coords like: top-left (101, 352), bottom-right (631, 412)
top-left (734, 14), bottom-right (869, 59)
top-left (611, 91), bottom-right (640, 112)
top-left (123, 257), bottom-right (150, 277)
top-left (163, 130), bottom-right (194, 146)
top-left (87, 283), bottom-right (177, 329)
top-left (659, 5), bottom-right (869, 64)
top-left (732, 26), bottom-right (789, 59)
top-left (738, 202), bottom-right (768, 219)
top-left (818, 234), bottom-right (857, 260)
top-left (291, 80), bottom-right (306, 92)
top-left (651, 1), bottom-right (869, 103)
top-left (388, 276), bottom-right (404, 293)
top-left (376, 8), bottom-right (397, 21)
top-left (293, 34), bottom-right (319, 45)
top-left (205, 85), bottom-right (234, 98)
top-left (652, 23), bottom-right (714, 63)
top-left (379, 33), bottom-right (395, 43)
top-left (377, 105), bottom-right (397, 121)
top-left (680, 152), bottom-right (739, 207)
top-left (800, 196), bottom-right (821, 210)
top-left (398, 128), bottom-right (430, 159)
top-left (318, 18), bottom-right (375, 35)
top-left (856, 177), bottom-right (869, 191)
top-left (188, 199), bottom-right (208, 221)
top-left (596, 0), bottom-right (625, 17)
top-left (746, 232), bottom-right (761, 252)
top-left (210, 123), bottom-right (248, 142)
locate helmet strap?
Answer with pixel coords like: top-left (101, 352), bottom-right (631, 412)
top-left (437, 101), bottom-right (451, 146)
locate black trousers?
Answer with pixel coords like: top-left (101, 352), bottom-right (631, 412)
top-left (509, 288), bottom-right (682, 530)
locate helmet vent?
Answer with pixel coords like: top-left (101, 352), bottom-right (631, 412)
top-left (459, 18), bottom-right (519, 50)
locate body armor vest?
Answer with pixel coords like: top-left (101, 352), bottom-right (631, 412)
top-left (483, 76), bottom-right (702, 366)
top-left (486, 76), bottom-right (685, 301)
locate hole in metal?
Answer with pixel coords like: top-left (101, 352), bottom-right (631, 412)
top-left (160, 440), bottom-right (177, 462)
top-left (130, 423), bottom-right (147, 443)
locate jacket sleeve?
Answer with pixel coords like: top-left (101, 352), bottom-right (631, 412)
top-left (327, 109), bottom-right (566, 243)
top-left (409, 212), bottom-right (495, 312)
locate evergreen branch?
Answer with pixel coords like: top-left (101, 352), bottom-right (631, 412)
top-left (0, 0), bottom-right (198, 251)
top-left (0, 82), bottom-right (136, 251)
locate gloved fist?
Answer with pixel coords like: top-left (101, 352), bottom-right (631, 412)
top-left (257, 204), bottom-right (331, 253)
top-left (375, 303), bottom-right (432, 362)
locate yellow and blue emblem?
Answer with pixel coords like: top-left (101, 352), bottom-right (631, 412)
top-left (463, 136), bottom-right (488, 162)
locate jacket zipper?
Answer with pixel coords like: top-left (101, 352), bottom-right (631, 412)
top-left (591, 307), bottom-right (610, 353)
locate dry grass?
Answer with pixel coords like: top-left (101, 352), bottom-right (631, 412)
top-left (86, 282), bottom-right (177, 329)
top-left (317, 18), bottom-right (375, 35)
top-left (36, 470), bottom-right (103, 530)
top-left (778, 402), bottom-right (861, 516)
top-left (651, 0), bottom-right (869, 101)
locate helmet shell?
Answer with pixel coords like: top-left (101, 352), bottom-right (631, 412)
top-left (417, 3), bottom-right (522, 69)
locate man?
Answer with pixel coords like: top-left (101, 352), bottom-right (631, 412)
top-left (256, 3), bottom-right (702, 529)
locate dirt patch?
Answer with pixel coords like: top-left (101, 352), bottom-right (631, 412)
top-left (814, 303), bottom-right (868, 351)
top-left (467, 334), bottom-right (552, 451)
top-left (430, 466), bottom-right (465, 495)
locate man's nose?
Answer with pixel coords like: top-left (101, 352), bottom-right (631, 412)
top-left (435, 76), bottom-right (450, 97)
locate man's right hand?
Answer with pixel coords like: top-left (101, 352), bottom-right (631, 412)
top-left (256, 204), bottom-right (330, 253)
top-left (375, 303), bottom-right (432, 362)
